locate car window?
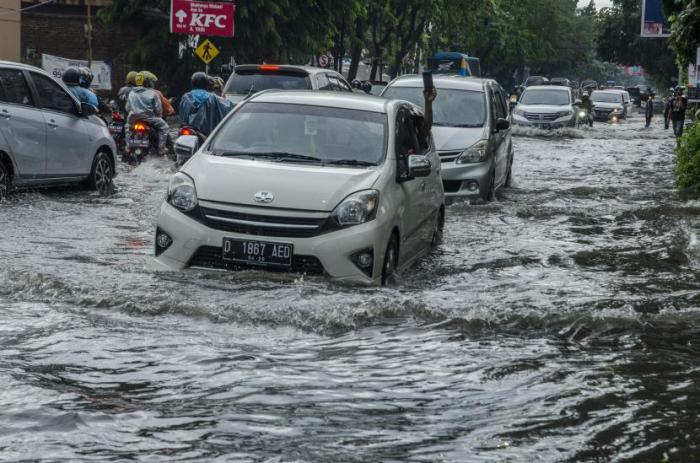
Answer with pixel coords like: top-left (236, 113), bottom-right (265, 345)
top-left (31, 73), bottom-right (76, 114)
top-left (316, 73), bottom-right (331, 90)
top-left (591, 92), bottom-right (623, 103)
top-left (490, 86), bottom-right (507, 120)
top-left (395, 108), bottom-right (417, 180)
top-left (0, 68), bottom-right (34, 106)
top-left (224, 70), bottom-right (311, 95)
top-left (327, 75), bottom-right (341, 91)
top-left (520, 89), bottom-right (570, 105)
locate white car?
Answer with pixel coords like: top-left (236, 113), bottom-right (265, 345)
top-left (591, 90), bottom-right (631, 121)
top-left (154, 91), bottom-right (445, 285)
top-left (511, 85), bottom-right (576, 129)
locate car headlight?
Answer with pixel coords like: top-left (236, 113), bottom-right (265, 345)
top-left (558, 110), bottom-right (574, 118)
top-left (513, 109), bottom-right (525, 116)
top-left (167, 172), bottom-right (198, 212)
top-left (456, 139), bottom-right (488, 164)
top-left (331, 190), bottom-right (379, 227)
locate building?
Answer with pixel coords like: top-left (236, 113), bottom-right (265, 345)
top-left (0, 0), bottom-right (21, 62)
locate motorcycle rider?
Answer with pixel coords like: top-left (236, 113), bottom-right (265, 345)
top-left (581, 93), bottom-right (594, 127)
top-left (117, 71), bottom-right (138, 114)
top-left (179, 71), bottom-right (234, 137)
top-left (78, 66), bottom-right (110, 114)
top-left (126, 70), bottom-right (169, 155)
top-left (62, 66), bottom-right (98, 108)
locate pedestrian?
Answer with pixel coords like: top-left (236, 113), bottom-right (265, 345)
top-left (669, 86), bottom-right (688, 148)
top-left (663, 88), bottom-right (673, 130)
top-left (644, 89), bottom-right (654, 128)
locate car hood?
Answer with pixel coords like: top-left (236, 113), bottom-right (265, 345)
top-left (592, 102), bottom-right (623, 110)
top-left (185, 154), bottom-right (382, 212)
top-left (515, 104), bottom-right (572, 113)
top-left (224, 94), bottom-right (247, 105)
top-left (431, 126), bottom-right (486, 151)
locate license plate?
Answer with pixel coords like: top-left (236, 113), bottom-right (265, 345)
top-left (222, 238), bottom-right (293, 267)
top-left (128, 137), bottom-right (150, 148)
top-left (109, 123), bottom-right (123, 132)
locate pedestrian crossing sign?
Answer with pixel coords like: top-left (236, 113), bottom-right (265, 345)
top-left (195, 39), bottom-right (220, 65)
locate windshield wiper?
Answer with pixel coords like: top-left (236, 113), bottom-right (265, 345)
top-left (324, 159), bottom-right (377, 167)
top-left (255, 152), bottom-right (324, 163)
top-left (215, 151), bottom-right (256, 158)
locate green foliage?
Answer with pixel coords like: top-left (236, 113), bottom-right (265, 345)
top-left (675, 122), bottom-right (700, 195)
top-left (663, 0), bottom-right (700, 67)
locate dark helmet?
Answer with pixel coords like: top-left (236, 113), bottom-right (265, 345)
top-left (61, 66), bottom-right (81, 86)
top-left (351, 79), bottom-right (361, 89)
top-left (78, 66), bottom-right (93, 88)
top-left (191, 72), bottom-right (209, 90)
top-left (361, 81), bottom-right (372, 94)
top-left (674, 86), bottom-right (684, 95)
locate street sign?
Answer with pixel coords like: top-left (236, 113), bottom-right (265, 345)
top-left (170, 0), bottom-right (235, 38)
top-left (641, 0), bottom-right (670, 37)
top-left (318, 54), bottom-right (330, 68)
top-left (195, 39), bottom-right (220, 64)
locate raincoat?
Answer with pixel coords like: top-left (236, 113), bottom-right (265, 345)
top-left (179, 89), bottom-right (234, 136)
top-left (66, 84), bottom-right (98, 108)
top-left (126, 87), bottom-right (169, 149)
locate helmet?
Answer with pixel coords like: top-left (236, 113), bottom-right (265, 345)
top-left (61, 66), bottom-right (81, 86)
top-left (361, 81), bottom-right (372, 94)
top-left (126, 71), bottom-right (138, 86)
top-left (351, 79), bottom-right (361, 89)
top-left (674, 86), bottom-right (683, 95)
top-left (136, 71), bottom-right (158, 88)
top-left (78, 66), bottom-right (93, 88)
top-left (191, 71), bottom-right (209, 90)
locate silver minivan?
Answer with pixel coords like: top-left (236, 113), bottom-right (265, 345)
top-left (0, 61), bottom-right (116, 198)
top-left (381, 75), bottom-right (513, 201)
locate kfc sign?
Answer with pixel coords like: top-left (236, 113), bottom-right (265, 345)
top-left (170, 0), bottom-right (235, 38)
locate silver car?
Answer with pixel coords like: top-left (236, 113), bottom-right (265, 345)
top-left (0, 61), bottom-right (116, 198)
top-left (512, 85), bottom-right (577, 129)
top-left (381, 75), bottom-right (513, 201)
top-left (156, 91), bottom-right (445, 285)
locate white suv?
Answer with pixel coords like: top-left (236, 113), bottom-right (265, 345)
top-left (154, 91), bottom-right (445, 285)
top-left (512, 85), bottom-right (576, 129)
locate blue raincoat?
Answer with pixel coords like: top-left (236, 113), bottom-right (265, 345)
top-left (179, 89), bottom-right (234, 136)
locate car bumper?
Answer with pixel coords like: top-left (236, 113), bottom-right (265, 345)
top-left (512, 115), bottom-right (574, 129)
top-left (153, 202), bottom-right (392, 284)
top-left (440, 161), bottom-right (491, 198)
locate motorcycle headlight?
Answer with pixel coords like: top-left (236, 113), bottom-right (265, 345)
top-left (457, 139), bottom-right (488, 164)
top-left (578, 111), bottom-right (586, 118)
top-left (513, 109), bottom-right (525, 116)
top-left (331, 190), bottom-right (379, 227)
top-left (167, 172), bottom-right (198, 212)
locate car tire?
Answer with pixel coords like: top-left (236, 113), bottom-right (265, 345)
top-left (89, 151), bottom-right (114, 196)
top-left (431, 208), bottom-right (445, 248)
top-left (0, 158), bottom-right (10, 200)
top-left (482, 169), bottom-right (496, 202)
top-left (381, 233), bottom-right (399, 286)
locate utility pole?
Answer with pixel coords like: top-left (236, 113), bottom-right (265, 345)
top-left (86, 0), bottom-right (93, 67)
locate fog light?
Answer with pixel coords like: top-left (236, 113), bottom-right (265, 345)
top-left (467, 181), bottom-right (479, 191)
top-left (135, 149), bottom-right (142, 155)
top-left (155, 228), bottom-right (172, 256)
top-left (351, 248), bottom-right (374, 277)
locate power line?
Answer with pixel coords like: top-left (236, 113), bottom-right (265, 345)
top-left (0, 0), bottom-right (56, 18)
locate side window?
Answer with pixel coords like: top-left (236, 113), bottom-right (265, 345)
top-left (31, 73), bottom-right (76, 114)
top-left (316, 73), bottom-right (331, 91)
top-left (489, 87), bottom-right (505, 121)
top-left (336, 76), bottom-right (353, 92)
top-left (395, 109), bottom-right (417, 180)
top-left (0, 68), bottom-right (34, 106)
top-left (327, 75), bottom-right (341, 91)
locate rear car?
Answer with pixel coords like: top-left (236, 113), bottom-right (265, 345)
top-left (511, 85), bottom-right (576, 129)
top-left (381, 75), bottom-right (513, 201)
top-left (156, 91), bottom-right (445, 285)
top-left (0, 60), bottom-right (116, 198)
top-left (223, 65), bottom-right (353, 105)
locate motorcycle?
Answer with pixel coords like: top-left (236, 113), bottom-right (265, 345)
top-left (125, 121), bottom-right (158, 164)
top-left (108, 109), bottom-right (126, 155)
top-left (575, 108), bottom-right (593, 127)
top-left (176, 126), bottom-right (206, 166)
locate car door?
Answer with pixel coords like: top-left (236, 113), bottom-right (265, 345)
top-left (394, 107), bottom-right (425, 263)
top-left (488, 84), bottom-right (508, 186)
top-left (29, 72), bottom-right (92, 176)
top-left (409, 109), bottom-right (440, 245)
top-left (0, 67), bottom-right (47, 179)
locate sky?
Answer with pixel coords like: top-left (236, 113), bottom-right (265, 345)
top-left (578, 0), bottom-right (613, 8)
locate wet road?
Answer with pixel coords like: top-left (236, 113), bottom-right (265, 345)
top-left (2, 116), bottom-right (699, 462)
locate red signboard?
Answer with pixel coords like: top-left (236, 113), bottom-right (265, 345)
top-left (170, 0), bottom-right (235, 38)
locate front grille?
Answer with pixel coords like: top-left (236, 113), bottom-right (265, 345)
top-left (438, 150), bottom-right (461, 163)
top-left (199, 207), bottom-right (328, 238)
top-left (524, 112), bottom-right (559, 122)
top-left (443, 180), bottom-right (462, 193)
top-left (188, 246), bottom-right (325, 275)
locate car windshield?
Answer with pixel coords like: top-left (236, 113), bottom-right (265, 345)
top-left (520, 89), bottom-right (570, 105)
top-left (209, 102), bottom-right (387, 166)
top-left (224, 70), bottom-right (311, 95)
top-left (591, 92), bottom-right (623, 103)
top-left (381, 87), bottom-right (486, 127)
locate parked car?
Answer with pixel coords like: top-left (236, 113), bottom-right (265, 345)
top-left (590, 89), bottom-right (630, 120)
top-left (381, 75), bottom-right (513, 201)
top-left (222, 64), bottom-right (354, 105)
top-left (0, 60), bottom-right (116, 198)
top-left (156, 91), bottom-right (445, 285)
top-left (511, 85), bottom-right (576, 129)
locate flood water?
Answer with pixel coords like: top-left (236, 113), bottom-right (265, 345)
top-left (2, 116), bottom-right (699, 462)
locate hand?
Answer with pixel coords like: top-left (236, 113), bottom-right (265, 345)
top-left (423, 87), bottom-right (437, 103)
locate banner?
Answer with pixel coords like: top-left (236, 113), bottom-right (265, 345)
top-left (641, 0), bottom-right (671, 37)
top-left (41, 54), bottom-right (112, 91)
top-left (170, 0), bottom-right (235, 37)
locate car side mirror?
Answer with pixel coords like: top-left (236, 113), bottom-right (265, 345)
top-left (174, 135), bottom-right (200, 160)
top-left (495, 118), bottom-right (510, 131)
top-left (79, 102), bottom-right (97, 117)
top-left (407, 154), bottom-right (431, 178)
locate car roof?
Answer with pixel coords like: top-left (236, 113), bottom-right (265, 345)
top-left (0, 60), bottom-right (44, 73)
top-left (524, 85), bottom-right (570, 91)
top-left (386, 74), bottom-right (487, 91)
top-left (592, 89), bottom-right (624, 94)
top-left (247, 90), bottom-right (396, 114)
top-left (234, 64), bottom-right (340, 76)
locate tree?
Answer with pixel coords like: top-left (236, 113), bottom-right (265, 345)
top-left (663, 0), bottom-right (700, 67)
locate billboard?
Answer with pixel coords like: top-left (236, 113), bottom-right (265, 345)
top-left (641, 0), bottom-right (671, 37)
top-left (170, 0), bottom-right (236, 38)
top-left (41, 54), bottom-right (112, 91)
